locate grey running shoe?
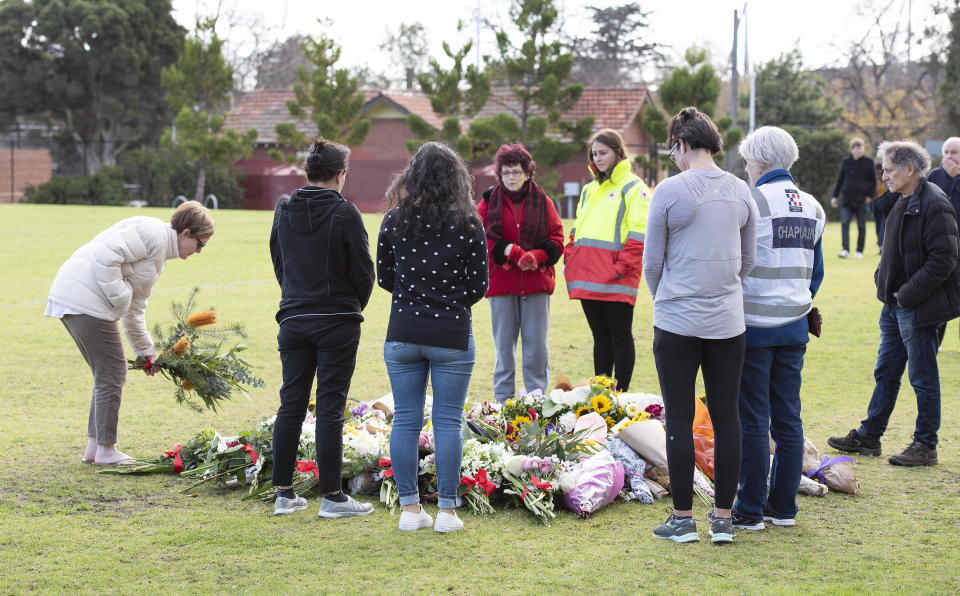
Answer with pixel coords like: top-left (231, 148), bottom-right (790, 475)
top-left (318, 495), bottom-right (375, 518)
top-left (652, 513), bottom-right (699, 543)
top-left (731, 513), bottom-right (765, 531)
top-left (888, 441), bottom-right (938, 467)
top-left (827, 429), bottom-right (881, 456)
top-left (707, 511), bottom-right (736, 544)
top-left (274, 495), bottom-right (308, 515)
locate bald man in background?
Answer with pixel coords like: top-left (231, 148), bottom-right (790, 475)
top-left (927, 136), bottom-right (960, 347)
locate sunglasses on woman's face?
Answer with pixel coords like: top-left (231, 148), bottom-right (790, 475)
top-left (668, 142), bottom-right (680, 161)
top-left (195, 237), bottom-right (206, 251)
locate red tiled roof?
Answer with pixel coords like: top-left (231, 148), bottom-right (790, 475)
top-left (225, 86), bottom-right (649, 145)
top-left (475, 86), bottom-right (650, 134)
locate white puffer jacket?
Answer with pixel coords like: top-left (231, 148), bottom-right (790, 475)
top-left (47, 216), bottom-right (180, 356)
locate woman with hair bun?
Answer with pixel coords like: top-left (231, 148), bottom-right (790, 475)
top-left (477, 143), bottom-right (564, 401)
top-left (564, 128), bottom-right (651, 392)
top-left (643, 106), bottom-right (758, 544)
top-left (269, 138), bottom-right (376, 519)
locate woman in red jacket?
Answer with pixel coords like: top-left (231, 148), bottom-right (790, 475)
top-left (477, 143), bottom-right (564, 401)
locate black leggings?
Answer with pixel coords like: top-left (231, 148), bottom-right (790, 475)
top-left (581, 299), bottom-right (635, 391)
top-left (652, 327), bottom-right (744, 511)
top-left (272, 316), bottom-right (360, 492)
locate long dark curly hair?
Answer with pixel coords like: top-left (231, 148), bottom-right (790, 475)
top-left (385, 142), bottom-right (478, 237)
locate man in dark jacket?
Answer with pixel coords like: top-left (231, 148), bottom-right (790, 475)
top-left (831, 138), bottom-right (876, 259)
top-left (829, 141), bottom-right (960, 467)
top-left (928, 137), bottom-right (960, 345)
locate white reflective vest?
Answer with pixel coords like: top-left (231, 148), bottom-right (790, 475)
top-left (742, 180), bottom-right (825, 328)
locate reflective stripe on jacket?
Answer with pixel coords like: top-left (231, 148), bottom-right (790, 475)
top-left (742, 181), bottom-right (825, 327)
top-left (564, 159), bottom-right (651, 305)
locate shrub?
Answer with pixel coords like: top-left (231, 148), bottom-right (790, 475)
top-left (23, 167), bottom-right (127, 205)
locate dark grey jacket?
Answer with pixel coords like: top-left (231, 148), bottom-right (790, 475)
top-left (876, 178), bottom-right (960, 327)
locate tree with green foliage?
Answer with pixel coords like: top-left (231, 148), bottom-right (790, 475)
top-left (161, 19), bottom-right (257, 203)
top-left (0, 0), bottom-right (184, 174)
top-left (642, 48), bottom-right (722, 144)
top-left (469, 0), bottom-right (594, 188)
top-left (271, 28), bottom-right (370, 161)
top-left (941, 3), bottom-right (960, 132)
top-left (407, 25), bottom-right (491, 155)
top-left (568, 2), bottom-right (663, 85)
top-left (749, 50), bottom-right (841, 128)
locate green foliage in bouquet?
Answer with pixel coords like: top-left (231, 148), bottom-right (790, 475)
top-left (128, 288), bottom-right (265, 412)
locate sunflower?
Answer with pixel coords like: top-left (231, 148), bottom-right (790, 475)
top-left (591, 393), bottom-right (612, 414)
top-left (186, 310), bottom-right (218, 328)
top-left (171, 337), bottom-right (191, 356)
top-left (513, 415), bottom-right (532, 426)
top-left (575, 405), bottom-right (591, 418)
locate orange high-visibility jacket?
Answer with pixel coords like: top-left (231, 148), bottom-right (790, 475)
top-left (563, 159), bottom-right (651, 306)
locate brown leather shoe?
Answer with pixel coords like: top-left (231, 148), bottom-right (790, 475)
top-left (888, 441), bottom-right (938, 466)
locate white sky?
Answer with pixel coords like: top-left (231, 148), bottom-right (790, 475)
top-left (173, 0), bottom-right (942, 84)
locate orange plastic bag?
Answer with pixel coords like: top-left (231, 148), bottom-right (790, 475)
top-left (692, 394), bottom-right (715, 480)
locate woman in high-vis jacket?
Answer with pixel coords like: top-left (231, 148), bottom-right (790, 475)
top-left (564, 128), bottom-right (651, 391)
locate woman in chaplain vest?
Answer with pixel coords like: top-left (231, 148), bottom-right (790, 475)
top-left (563, 128), bottom-right (651, 391)
top-left (732, 126), bottom-right (825, 532)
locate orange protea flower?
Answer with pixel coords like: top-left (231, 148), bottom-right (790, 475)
top-left (187, 310), bottom-right (218, 328)
top-left (180, 379), bottom-right (195, 391)
top-left (172, 337), bottom-right (191, 356)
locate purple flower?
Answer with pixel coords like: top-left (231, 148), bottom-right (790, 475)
top-left (351, 402), bottom-right (369, 417)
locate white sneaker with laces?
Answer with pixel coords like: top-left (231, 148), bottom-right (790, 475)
top-left (398, 506), bottom-right (433, 531)
top-left (434, 511), bottom-right (464, 533)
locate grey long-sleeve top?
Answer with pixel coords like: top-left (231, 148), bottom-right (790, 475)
top-left (642, 169), bottom-right (759, 339)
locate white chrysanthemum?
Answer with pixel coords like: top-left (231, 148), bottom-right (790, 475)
top-left (558, 411), bottom-right (577, 432)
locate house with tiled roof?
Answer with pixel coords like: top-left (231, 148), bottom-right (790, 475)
top-left (225, 86), bottom-right (657, 212)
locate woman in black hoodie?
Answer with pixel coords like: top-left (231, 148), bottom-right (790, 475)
top-left (268, 138), bottom-right (375, 518)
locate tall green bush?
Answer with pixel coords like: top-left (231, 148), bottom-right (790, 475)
top-left (787, 127), bottom-right (848, 218)
top-left (120, 146), bottom-right (244, 208)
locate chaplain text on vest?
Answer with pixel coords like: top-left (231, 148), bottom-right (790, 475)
top-left (772, 217), bottom-right (818, 250)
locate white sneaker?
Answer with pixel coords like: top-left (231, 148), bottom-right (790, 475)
top-left (854, 252), bottom-right (863, 259)
top-left (398, 505), bottom-right (433, 531)
top-left (433, 511), bottom-right (464, 533)
top-left (837, 250), bottom-right (850, 258)
top-left (763, 514), bottom-right (797, 527)
top-left (274, 495), bottom-right (308, 515)
top-left (317, 494), bottom-right (375, 518)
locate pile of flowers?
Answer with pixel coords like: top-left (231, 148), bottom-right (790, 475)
top-left (107, 375), bottom-right (725, 525)
top-left (128, 289), bottom-right (265, 412)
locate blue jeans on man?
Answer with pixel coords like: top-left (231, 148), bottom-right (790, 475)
top-left (385, 335), bottom-right (475, 510)
top-left (734, 345), bottom-right (806, 522)
top-left (859, 304), bottom-right (941, 448)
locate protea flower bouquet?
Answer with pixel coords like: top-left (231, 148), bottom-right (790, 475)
top-left (128, 288), bottom-right (265, 412)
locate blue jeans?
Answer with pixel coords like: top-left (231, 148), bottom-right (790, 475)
top-left (734, 345), bottom-right (806, 521)
top-left (859, 304), bottom-right (941, 448)
top-left (385, 336), bottom-right (475, 509)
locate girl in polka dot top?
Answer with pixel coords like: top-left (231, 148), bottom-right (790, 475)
top-left (376, 142), bottom-right (488, 533)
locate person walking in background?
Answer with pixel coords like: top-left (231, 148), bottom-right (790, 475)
top-left (732, 127), bottom-right (825, 532)
top-left (828, 141), bottom-right (960, 467)
top-left (927, 137), bottom-right (960, 346)
top-left (377, 142), bottom-right (488, 533)
top-left (46, 201), bottom-right (214, 465)
top-left (477, 143), bottom-right (564, 401)
top-left (643, 107), bottom-right (758, 544)
top-left (872, 160), bottom-right (896, 254)
top-left (269, 139), bottom-right (375, 518)
top-left (830, 138), bottom-right (876, 259)
top-left (564, 128), bottom-right (651, 391)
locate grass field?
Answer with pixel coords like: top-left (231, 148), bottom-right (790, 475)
top-left (1, 203), bottom-right (958, 595)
